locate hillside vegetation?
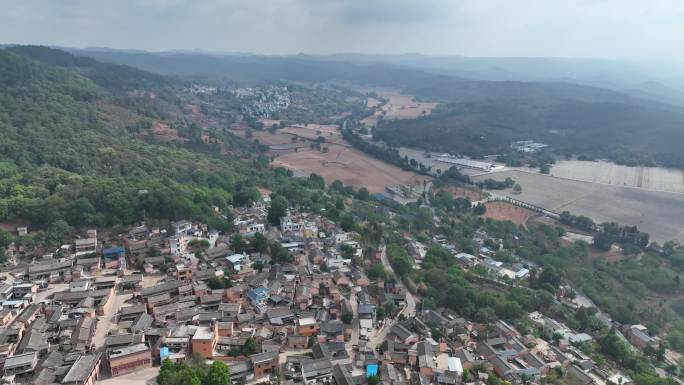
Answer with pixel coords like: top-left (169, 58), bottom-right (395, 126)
top-left (0, 48), bottom-right (262, 234)
top-left (72, 49), bottom-right (684, 168)
top-left (374, 97), bottom-right (684, 167)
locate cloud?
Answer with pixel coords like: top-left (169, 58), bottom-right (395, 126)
top-left (0, 0), bottom-right (682, 60)
top-left (301, 0), bottom-right (451, 25)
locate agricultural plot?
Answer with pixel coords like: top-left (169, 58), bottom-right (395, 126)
top-left (550, 160), bottom-right (684, 193)
top-left (379, 91), bottom-right (438, 120)
top-left (361, 89), bottom-right (438, 127)
top-left (472, 170), bottom-right (684, 242)
top-left (438, 186), bottom-right (483, 201)
top-left (234, 122), bottom-right (429, 193)
top-left (272, 143), bottom-right (429, 193)
top-left (483, 201), bottom-right (538, 226)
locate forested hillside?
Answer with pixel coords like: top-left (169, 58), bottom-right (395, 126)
top-left (0, 48), bottom-right (264, 236)
top-left (374, 98), bottom-right (684, 167)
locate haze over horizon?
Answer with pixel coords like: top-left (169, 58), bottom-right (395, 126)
top-left (2, 0), bottom-right (683, 62)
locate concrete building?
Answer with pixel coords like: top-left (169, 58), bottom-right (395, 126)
top-left (3, 351), bottom-right (38, 376)
top-left (250, 351), bottom-right (279, 379)
top-left (108, 344), bottom-right (152, 377)
top-left (191, 325), bottom-right (217, 359)
top-left (62, 353), bottom-right (102, 385)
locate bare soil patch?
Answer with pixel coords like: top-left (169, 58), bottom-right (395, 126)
top-left (483, 201), bottom-right (537, 226)
top-left (367, 97), bottom-right (381, 108)
top-left (150, 121), bottom-right (186, 142)
top-left (588, 244), bottom-right (624, 263)
top-left (273, 144), bottom-right (429, 193)
top-left (361, 89), bottom-right (438, 127)
top-left (438, 186), bottom-right (483, 201)
top-left (233, 121), bottom-right (429, 193)
top-left (379, 91), bottom-right (438, 120)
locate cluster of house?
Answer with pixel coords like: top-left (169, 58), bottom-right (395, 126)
top-left (510, 141), bottom-right (549, 154)
top-left (0, 193), bottom-right (658, 385)
top-left (235, 85), bottom-right (291, 119)
top-left (366, 307), bottom-right (634, 385)
top-left (408, 232), bottom-right (530, 282)
top-left (0, 196), bottom-right (411, 385)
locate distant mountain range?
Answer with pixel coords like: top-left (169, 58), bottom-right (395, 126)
top-left (4, 45), bottom-right (684, 169)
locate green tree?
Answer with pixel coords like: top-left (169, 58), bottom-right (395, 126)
top-left (355, 187), bottom-right (370, 201)
top-left (513, 184), bottom-right (522, 194)
top-left (367, 263), bottom-right (387, 280)
top-left (44, 220), bottom-right (73, 247)
top-left (230, 234), bottom-right (247, 253)
top-left (251, 232), bottom-right (269, 255)
top-left (252, 261), bottom-right (264, 272)
top-left (0, 229), bottom-right (11, 249)
top-left (341, 312), bottom-right (354, 324)
top-left (268, 195), bottom-right (288, 226)
top-left (205, 361), bottom-right (232, 385)
top-left (384, 302), bottom-right (396, 317)
top-left (244, 337), bottom-right (258, 355)
top-left (308, 173), bottom-right (325, 190)
top-left (329, 180), bottom-right (344, 194)
top-left (473, 203), bottom-right (486, 215)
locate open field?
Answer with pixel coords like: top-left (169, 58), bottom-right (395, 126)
top-left (273, 143), bottom-right (429, 193)
top-left (550, 160), bottom-right (684, 193)
top-left (361, 89), bottom-right (438, 127)
top-left (438, 185), bottom-right (483, 201)
top-left (366, 97), bottom-right (381, 108)
top-left (281, 123), bottom-right (342, 142)
top-left (233, 122), bottom-right (429, 193)
top-left (483, 201), bottom-right (538, 226)
top-left (472, 170), bottom-right (684, 242)
top-left (378, 90), bottom-right (438, 120)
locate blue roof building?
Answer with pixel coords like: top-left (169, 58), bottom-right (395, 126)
top-left (247, 287), bottom-right (269, 304)
top-left (366, 363), bottom-right (378, 377)
top-left (103, 246), bottom-right (126, 260)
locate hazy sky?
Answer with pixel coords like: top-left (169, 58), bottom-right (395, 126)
top-left (2, 0), bottom-right (683, 59)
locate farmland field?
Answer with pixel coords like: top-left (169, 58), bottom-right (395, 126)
top-left (438, 185), bottom-right (483, 201)
top-left (472, 170), bottom-right (684, 242)
top-left (550, 160), bottom-right (684, 193)
top-left (483, 201), bottom-right (538, 226)
top-left (234, 122), bottom-right (429, 193)
top-left (361, 89), bottom-right (438, 127)
top-left (272, 144), bottom-right (429, 193)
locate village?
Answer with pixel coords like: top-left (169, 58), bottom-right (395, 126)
top-left (0, 189), bottom-right (667, 385)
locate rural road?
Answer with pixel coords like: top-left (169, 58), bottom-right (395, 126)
top-left (347, 288), bottom-right (359, 358)
top-left (92, 290), bottom-right (132, 349)
top-left (367, 244), bottom-right (416, 350)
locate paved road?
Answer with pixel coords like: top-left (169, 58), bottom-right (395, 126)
top-left (35, 283), bottom-right (69, 303)
top-left (367, 244), bottom-right (416, 350)
top-left (92, 290), bottom-right (132, 349)
top-left (347, 289), bottom-right (359, 358)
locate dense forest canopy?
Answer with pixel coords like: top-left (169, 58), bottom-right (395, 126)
top-left (0, 47), bottom-right (262, 234)
top-left (374, 99), bottom-right (684, 167)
